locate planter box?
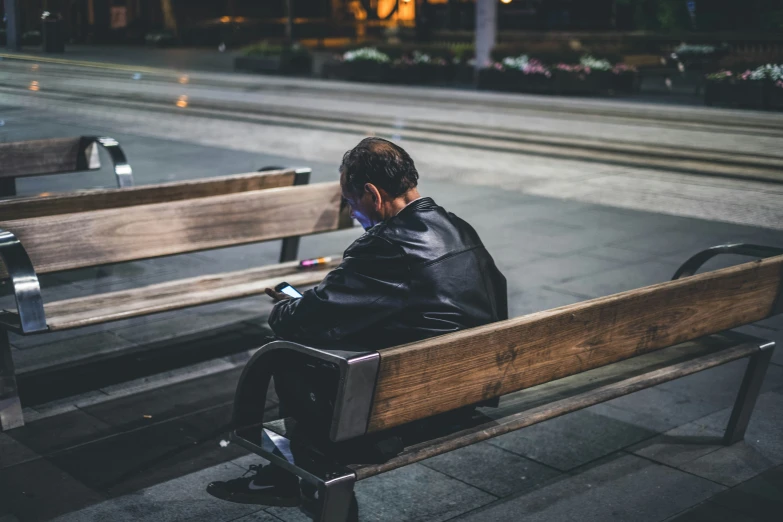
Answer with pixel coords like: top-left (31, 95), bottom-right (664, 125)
top-left (454, 65), bottom-right (475, 86)
top-left (325, 61), bottom-right (392, 83)
top-left (705, 81), bottom-right (769, 110)
top-left (610, 72), bottom-right (639, 95)
top-left (478, 69), bottom-right (554, 94)
top-left (553, 71), bottom-right (606, 95)
top-left (389, 64), bottom-right (456, 85)
top-left (235, 55), bottom-right (312, 76)
top-left (769, 84), bottom-right (783, 111)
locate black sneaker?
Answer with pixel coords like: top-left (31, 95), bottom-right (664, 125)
top-left (207, 464), bottom-right (300, 506)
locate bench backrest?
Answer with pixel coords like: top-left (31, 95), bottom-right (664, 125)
top-left (367, 255), bottom-right (783, 432)
top-left (0, 181), bottom-right (352, 277)
top-left (0, 169), bottom-right (300, 220)
top-left (0, 137), bottom-right (100, 178)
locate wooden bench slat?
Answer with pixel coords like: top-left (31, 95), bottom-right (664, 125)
top-left (0, 182), bottom-right (349, 277)
top-left (368, 256), bottom-right (783, 432)
top-left (6, 258), bottom-right (340, 331)
top-left (351, 334), bottom-right (761, 479)
top-left (0, 138), bottom-right (94, 178)
top-left (0, 170), bottom-right (297, 220)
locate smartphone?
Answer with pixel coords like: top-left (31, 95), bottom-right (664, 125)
top-left (274, 282), bottom-right (303, 299)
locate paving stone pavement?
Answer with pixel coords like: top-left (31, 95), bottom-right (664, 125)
top-left (1, 87), bottom-right (782, 521)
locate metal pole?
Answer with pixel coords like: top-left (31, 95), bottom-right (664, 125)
top-left (4, 0), bottom-right (21, 51)
top-left (474, 0), bottom-right (497, 87)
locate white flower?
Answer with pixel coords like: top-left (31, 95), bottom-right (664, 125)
top-left (501, 55), bottom-right (530, 71)
top-left (343, 47), bottom-right (390, 63)
top-left (749, 64), bottom-right (783, 81)
top-left (579, 55), bottom-right (612, 71)
top-left (413, 51), bottom-right (431, 64)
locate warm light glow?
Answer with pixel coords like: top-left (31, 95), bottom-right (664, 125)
top-left (219, 16), bottom-right (231, 23)
top-left (176, 95), bottom-right (188, 108)
top-left (29, 81), bottom-right (39, 91)
top-left (178, 75), bottom-right (189, 84)
top-left (31, 64), bottom-right (39, 71)
top-left (376, 0), bottom-right (415, 20)
top-left (348, 1), bottom-right (367, 20)
top-left (501, 0), bottom-right (512, 4)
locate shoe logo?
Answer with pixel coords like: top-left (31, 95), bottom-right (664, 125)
top-left (247, 482), bottom-right (275, 491)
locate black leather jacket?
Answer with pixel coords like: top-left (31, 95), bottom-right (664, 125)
top-left (269, 197), bottom-right (508, 350)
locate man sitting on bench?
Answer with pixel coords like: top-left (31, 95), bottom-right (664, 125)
top-left (208, 137), bottom-right (507, 506)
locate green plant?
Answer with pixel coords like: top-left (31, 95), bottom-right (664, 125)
top-left (449, 43), bottom-right (474, 64)
top-left (706, 70), bottom-right (733, 81)
top-left (243, 41), bottom-right (310, 58)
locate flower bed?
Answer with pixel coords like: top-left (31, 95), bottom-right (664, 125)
top-left (389, 52), bottom-right (455, 85)
top-left (479, 54), bottom-right (637, 96)
top-left (704, 65), bottom-right (783, 110)
top-left (478, 56), bottom-right (553, 94)
top-left (324, 47), bottom-right (393, 83)
top-left (324, 48), bottom-right (638, 97)
top-left (325, 47), bottom-right (461, 85)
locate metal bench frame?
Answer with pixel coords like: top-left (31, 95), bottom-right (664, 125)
top-left (0, 136), bottom-right (134, 197)
top-left (230, 243), bottom-right (783, 522)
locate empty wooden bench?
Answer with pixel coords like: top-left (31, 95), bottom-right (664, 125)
top-left (0, 136), bottom-right (134, 197)
top-left (0, 170), bottom-right (353, 430)
top-left (231, 244), bottom-right (783, 522)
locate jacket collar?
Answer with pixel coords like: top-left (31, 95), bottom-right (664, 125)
top-left (394, 197), bottom-right (436, 219)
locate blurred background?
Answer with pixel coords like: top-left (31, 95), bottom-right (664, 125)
top-left (1, 2), bottom-right (782, 522)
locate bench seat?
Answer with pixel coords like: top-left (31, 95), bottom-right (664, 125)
top-left (0, 258), bottom-right (340, 333)
top-left (240, 331), bottom-right (769, 481)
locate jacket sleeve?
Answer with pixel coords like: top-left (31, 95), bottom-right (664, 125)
top-left (268, 232), bottom-right (410, 344)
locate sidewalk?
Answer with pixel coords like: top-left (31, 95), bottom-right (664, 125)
top-left (0, 98), bottom-right (781, 522)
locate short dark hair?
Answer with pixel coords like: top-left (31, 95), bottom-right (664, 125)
top-left (340, 138), bottom-right (419, 198)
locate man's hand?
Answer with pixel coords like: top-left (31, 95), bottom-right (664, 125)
top-left (265, 288), bottom-right (292, 303)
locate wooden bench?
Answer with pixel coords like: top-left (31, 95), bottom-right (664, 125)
top-left (230, 244), bottom-right (783, 522)
top-left (0, 169), bottom-right (353, 430)
top-left (0, 167), bottom-right (308, 220)
top-left (0, 137), bottom-right (134, 197)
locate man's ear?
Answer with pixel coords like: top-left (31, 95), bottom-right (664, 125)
top-left (365, 183), bottom-right (383, 210)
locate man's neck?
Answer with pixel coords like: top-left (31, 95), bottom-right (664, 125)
top-left (388, 189), bottom-right (422, 217)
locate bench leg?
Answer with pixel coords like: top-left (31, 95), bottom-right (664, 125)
top-left (312, 472), bottom-right (356, 522)
top-left (279, 236), bottom-right (302, 263)
top-left (0, 178), bottom-right (17, 198)
top-left (723, 343), bottom-right (775, 445)
top-left (277, 168), bottom-right (311, 263)
top-left (0, 331), bottom-right (23, 431)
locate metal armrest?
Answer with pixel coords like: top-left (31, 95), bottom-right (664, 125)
top-left (0, 229), bottom-right (46, 334)
top-left (673, 243), bottom-right (783, 280)
top-left (84, 137), bottom-right (134, 188)
top-left (232, 340), bottom-right (379, 442)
